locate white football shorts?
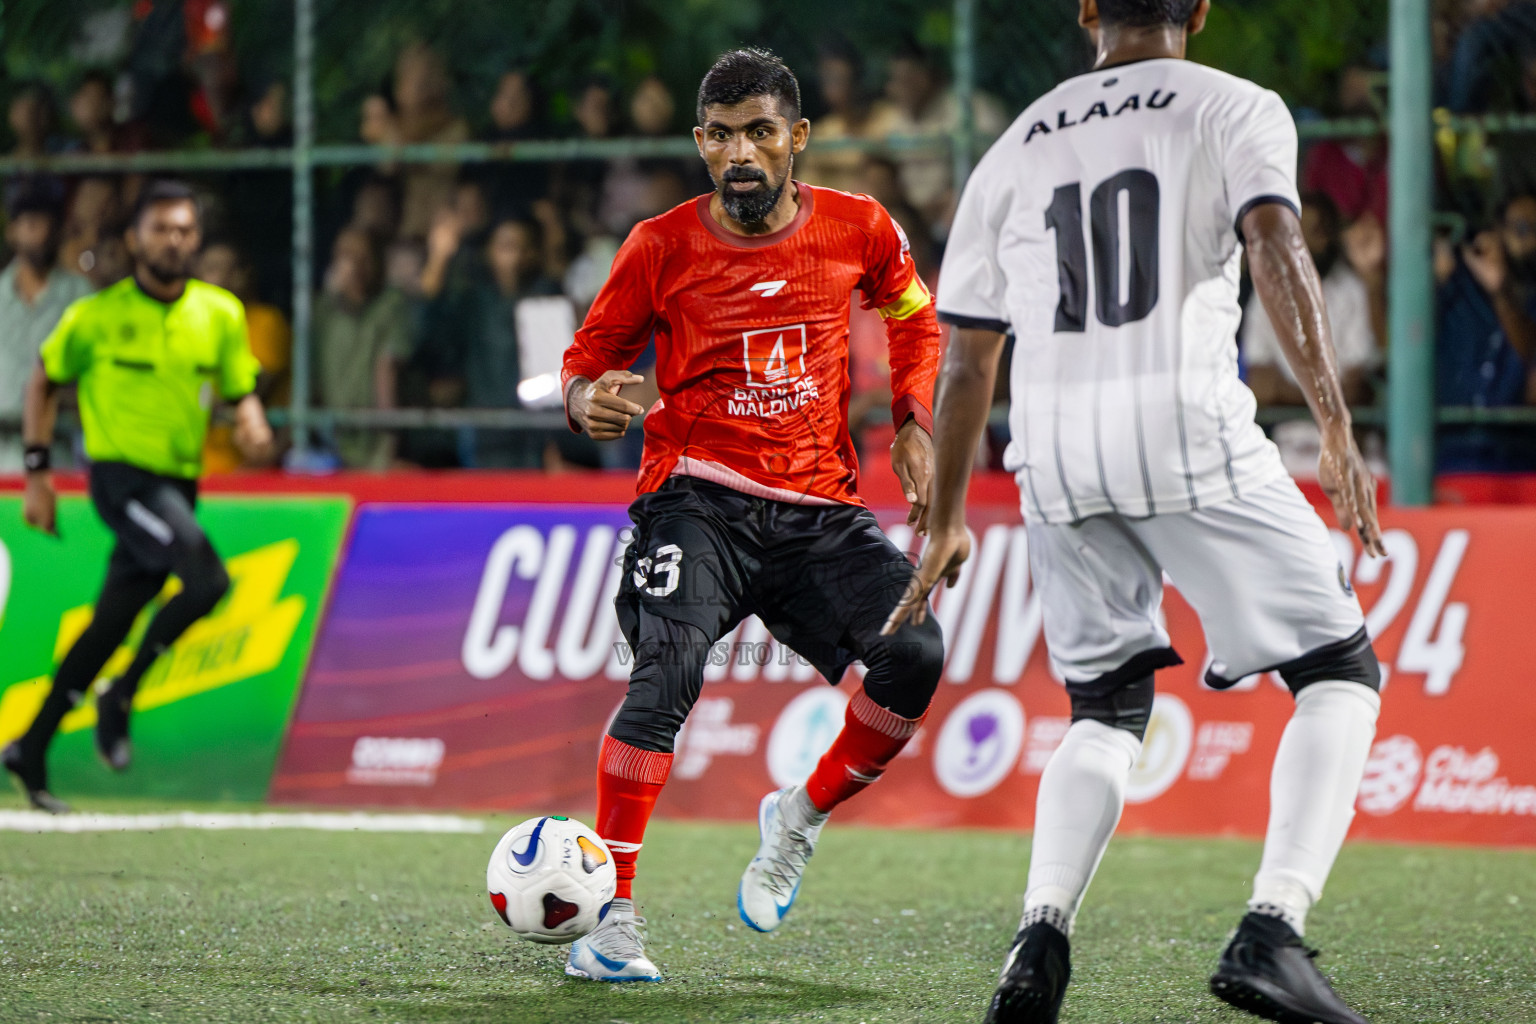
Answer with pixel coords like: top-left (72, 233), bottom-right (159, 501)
top-left (1027, 476), bottom-right (1366, 686)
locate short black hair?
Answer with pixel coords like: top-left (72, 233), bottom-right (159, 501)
top-left (1299, 190), bottom-right (1341, 236)
top-left (75, 69), bottom-right (114, 94)
top-left (1096, 0), bottom-right (1202, 29)
top-left (5, 178), bottom-right (65, 221)
top-left (132, 179), bottom-right (201, 227)
top-left (696, 48), bottom-right (801, 125)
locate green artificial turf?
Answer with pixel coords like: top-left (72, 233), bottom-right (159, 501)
top-left (0, 804), bottom-right (1532, 1023)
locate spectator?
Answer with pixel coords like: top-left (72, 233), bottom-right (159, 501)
top-left (419, 177), bottom-right (493, 300)
top-left (1494, 49), bottom-right (1536, 198)
top-left (1445, 0), bottom-right (1536, 112)
top-left (359, 91), bottom-right (399, 147)
top-left (194, 239), bottom-right (292, 472)
top-left (0, 187), bottom-right (92, 471)
top-left (79, 217), bottom-right (134, 291)
top-left (117, 0), bottom-right (238, 145)
top-left (393, 43), bottom-right (471, 239)
top-left (1302, 65), bottom-right (1388, 228)
top-left (347, 173), bottom-right (403, 246)
top-left (429, 217), bottom-right (563, 467)
top-left (598, 75), bottom-right (701, 233)
top-left (798, 40), bottom-right (903, 195)
top-left (227, 75), bottom-right (294, 309)
top-left (67, 71), bottom-right (123, 154)
top-left (7, 81), bottom-right (62, 159)
top-left (1244, 192), bottom-right (1384, 476)
top-left (479, 69), bottom-right (550, 220)
top-left (1434, 192), bottom-right (1536, 470)
top-left (312, 228), bottom-right (412, 469)
top-left (555, 75), bottom-right (619, 240)
top-left (882, 42), bottom-right (1007, 238)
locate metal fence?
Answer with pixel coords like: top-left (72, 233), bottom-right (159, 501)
top-left (3, 0), bottom-right (1535, 500)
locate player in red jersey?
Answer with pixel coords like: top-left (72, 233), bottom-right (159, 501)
top-left (559, 49), bottom-right (945, 982)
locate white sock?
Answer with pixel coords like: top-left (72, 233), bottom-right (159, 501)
top-left (1022, 719), bottom-right (1142, 936)
top-left (1250, 680), bottom-right (1380, 936)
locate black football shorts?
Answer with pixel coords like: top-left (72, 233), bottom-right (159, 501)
top-left (616, 477), bottom-right (920, 684)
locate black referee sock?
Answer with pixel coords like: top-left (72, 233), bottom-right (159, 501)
top-left (15, 683), bottom-right (79, 769)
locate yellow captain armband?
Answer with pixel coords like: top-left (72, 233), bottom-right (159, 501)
top-left (878, 275), bottom-right (933, 321)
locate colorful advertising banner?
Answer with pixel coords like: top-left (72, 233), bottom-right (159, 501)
top-left (271, 499), bottom-right (1536, 847)
top-left (0, 496), bottom-right (349, 802)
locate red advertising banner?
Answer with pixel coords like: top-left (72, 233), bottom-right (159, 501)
top-left (271, 495), bottom-right (1536, 847)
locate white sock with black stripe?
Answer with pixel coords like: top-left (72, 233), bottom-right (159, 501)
top-left (1021, 719), bottom-right (1142, 936)
top-left (1249, 680), bottom-right (1380, 936)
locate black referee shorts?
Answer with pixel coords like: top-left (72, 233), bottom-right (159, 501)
top-left (616, 477), bottom-right (930, 686)
top-left (89, 461), bottom-right (210, 577)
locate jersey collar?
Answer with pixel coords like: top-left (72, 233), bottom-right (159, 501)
top-left (694, 182), bottom-right (814, 249)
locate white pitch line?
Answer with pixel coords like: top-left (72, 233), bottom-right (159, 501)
top-left (0, 810), bottom-right (487, 834)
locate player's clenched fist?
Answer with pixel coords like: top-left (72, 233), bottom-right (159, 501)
top-left (568, 370), bottom-right (647, 440)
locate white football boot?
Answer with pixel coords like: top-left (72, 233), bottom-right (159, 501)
top-left (565, 898), bottom-right (661, 982)
top-left (737, 786), bottom-right (827, 932)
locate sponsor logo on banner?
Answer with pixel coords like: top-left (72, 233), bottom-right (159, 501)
top-left (1021, 716), bottom-right (1071, 774)
top-left (766, 688), bottom-right (848, 788)
top-left (1358, 735), bottom-right (1424, 815)
top-left (0, 539), bottom-right (308, 744)
top-left (347, 736), bottom-right (446, 787)
top-left (1415, 745), bottom-right (1536, 816)
top-left (673, 697), bottom-right (759, 779)
top-left (1187, 721), bottom-right (1254, 781)
top-left (1359, 737), bottom-right (1536, 817)
top-left (1125, 694), bottom-right (1193, 804)
top-left (933, 690), bottom-right (1025, 797)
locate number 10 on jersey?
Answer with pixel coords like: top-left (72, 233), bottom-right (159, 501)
top-left (1045, 169), bottom-right (1161, 332)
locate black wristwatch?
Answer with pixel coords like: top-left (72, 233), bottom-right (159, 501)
top-left (23, 445), bottom-right (50, 473)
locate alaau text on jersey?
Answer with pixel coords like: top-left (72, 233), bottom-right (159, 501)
top-left (1023, 90), bottom-right (1177, 145)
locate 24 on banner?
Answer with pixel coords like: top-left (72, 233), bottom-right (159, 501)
top-left (271, 500), bottom-right (1536, 847)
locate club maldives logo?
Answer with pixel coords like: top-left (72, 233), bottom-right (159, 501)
top-left (765, 687), bottom-right (848, 788)
top-left (1360, 735), bottom-right (1536, 817)
top-left (933, 689), bottom-right (1025, 798)
top-left (1358, 735), bottom-right (1424, 815)
top-left (1125, 694), bottom-right (1193, 804)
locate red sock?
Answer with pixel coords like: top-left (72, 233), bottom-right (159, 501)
top-left (804, 688), bottom-right (928, 813)
top-left (595, 735), bottom-right (673, 901)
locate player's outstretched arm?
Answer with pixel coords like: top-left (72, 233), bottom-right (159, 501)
top-left (882, 327), bottom-right (1007, 634)
top-left (1244, 203), bottom-right (1384, 557)
top-left (566, 371), bottom-right (647, 440)
top-left (21, 360), bottom-right (61, 536)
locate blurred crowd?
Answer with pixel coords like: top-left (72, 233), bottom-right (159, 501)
top-left (3, 0), bottom-right (1536, 476)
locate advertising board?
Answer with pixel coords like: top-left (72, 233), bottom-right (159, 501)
top-left (271, 498), bottom-right (1536, 846)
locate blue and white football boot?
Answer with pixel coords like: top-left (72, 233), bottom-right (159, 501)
top-left (565, 898), bottom-right (661, 982)
top-left (737, 785), bottom-right (827, 932)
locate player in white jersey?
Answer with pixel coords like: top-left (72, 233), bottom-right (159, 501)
top-left (885, 3), bottom-right (1386, 1023)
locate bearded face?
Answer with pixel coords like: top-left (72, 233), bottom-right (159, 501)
top-left (717, 161), bottom-right (789, 227)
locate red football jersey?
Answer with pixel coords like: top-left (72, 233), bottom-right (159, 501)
top-left (563, 184), bottom-right (941, 506)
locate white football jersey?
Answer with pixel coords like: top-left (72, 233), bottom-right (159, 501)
top-left (939, 58), bottom-right (1298, 524)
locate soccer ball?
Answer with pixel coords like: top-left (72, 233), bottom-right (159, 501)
top-left (486, 816), bottom-right (617, 944)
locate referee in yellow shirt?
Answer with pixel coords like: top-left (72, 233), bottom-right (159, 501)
top-left (3, 181), bottom-right (273, 813)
